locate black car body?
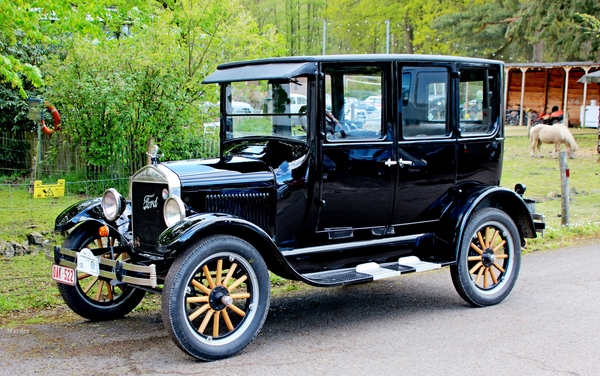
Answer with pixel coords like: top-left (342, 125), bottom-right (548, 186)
top-left (46, 54), bottom-right (544, 361)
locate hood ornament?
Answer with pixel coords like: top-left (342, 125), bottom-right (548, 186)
top-left (147, 144), bottom-right (164, 166)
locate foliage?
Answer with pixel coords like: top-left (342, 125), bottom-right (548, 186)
top-left (509, 0), bottom-right (600, 61)
top-left (38, 0), bottom-right (285, 176)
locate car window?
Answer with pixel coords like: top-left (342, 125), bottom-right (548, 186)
top-left (323, 66), bottom-right (384, 141)
top-left (459, 67), bottom-right (497, 136)
top-left (401, 67), bottom-right (450, 138)
top-left (224, 78), bottom-right (309, 141)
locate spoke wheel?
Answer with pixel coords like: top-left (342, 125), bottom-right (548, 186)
top-left (57, 223), bottom-right (146, 321)
top-left (451, 208), bottom-right (521, 307)
top-left (162, 235), bottom-right (270, 361)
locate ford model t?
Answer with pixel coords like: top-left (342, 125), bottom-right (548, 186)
top-left (46, 55), bottom-right (543, 361)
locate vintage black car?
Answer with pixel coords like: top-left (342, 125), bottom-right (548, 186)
top-left (46, 54), bottom-right (544, 361)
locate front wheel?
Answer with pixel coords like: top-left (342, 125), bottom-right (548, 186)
top-left (56, 223), bottom-right (146, 321)
top-left (451, 208), bottom-right (521, 307)
top-left (162, 235), bottom-right (270, 361)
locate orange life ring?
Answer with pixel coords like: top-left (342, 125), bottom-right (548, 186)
top-left (41, 102), bottom-right (61, 135)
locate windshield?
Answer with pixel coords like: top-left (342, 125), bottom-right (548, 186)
top-left (224, 79), bottom-right (309, 142)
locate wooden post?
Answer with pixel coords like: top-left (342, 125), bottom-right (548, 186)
top-left (559, 151), bottom-right (570, 226)
top-left (146, 138), bottom-right (154, 165)
top-left (562, 66), bottom-right (571, 126)
top-left (518, 67), bottom-right (528, 126)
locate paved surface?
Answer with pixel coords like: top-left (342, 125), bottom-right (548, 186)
top-left (1, 243), bottom-right (599, 375)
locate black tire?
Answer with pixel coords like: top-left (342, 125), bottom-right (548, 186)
top-left (450, 208), bottom-right (521, 307)
top-left (162, 235), bottom-right (270, 361)
top-left (57, 223), bottom-right (146, 321)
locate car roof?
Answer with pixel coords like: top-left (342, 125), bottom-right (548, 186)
top-left (203, 54), bottom-right (503, 84)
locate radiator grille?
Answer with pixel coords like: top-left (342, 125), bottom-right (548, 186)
top-left (131, 181), bottom-right (168, 252)
top-left (206, 193), bottom-right (270, 233)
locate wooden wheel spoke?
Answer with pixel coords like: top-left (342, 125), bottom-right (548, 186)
top-left (198, 309), bottom-right (214, 334)
top-left (469, 261), bottom-right (483, 275)
top-left (493, 240), bottom-right (507, 253)
top-left (222, 310), bottom-right (234, 331)
top-left (186, 296), bottom-right (209, 304)
top-left (470, 242), bottom-right (484, 255)
top-left (213, 311), bottom-right (221, 337)
top-left (485, 227), bottom-right (492, 248)
top-left (227, 275), bottom-right (248, 293)
top-left (83, 276), bottom-right (99, 294)
top-left (468, 255), bottom-right (482, 261)
top-left (493, 262), bottom-right (506, 273)
top-left (496, 254), bottom-right (509, 259)
top-left (95, 239), bottom-right (103, 249)
top-left (222, 263), bottom-right (238, 286)
top-left (106, 283), bottom-right (114, 301)
top-left (78, 272), bottom-right (92, 280)
top-left (192, 279), bottom-right (212, 295)
top-left (489, 268), bottom-right (499, 284)
top-left (227, 304), bottom-right (246, 317)
top-left (96, 280), bottom-right (105, 301)
top-left (489, 230), bottom-right (499, 248)
top-left (188, 303), bottom-right (210, 321)
top-left (477, 231), bottom-right (486, 250)
top-left (202, 265), bottom-right (216, 289)
top-left (216, 259), bottom-right (223, 286)
top-left (230, 293), bottom-right (251, 300)
top-left (483, 268), bottom-right (490, 289)
top-left (475, 265), bottom-right (485, 285)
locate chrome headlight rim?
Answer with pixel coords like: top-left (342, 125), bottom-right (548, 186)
top-left (102, 188), bottom-right (125, 222)
top-left (163, 196), bottom-right (186, 227)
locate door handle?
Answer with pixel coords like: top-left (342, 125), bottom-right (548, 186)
top-left (384, 158), bottom-right (413, 167)
top-left (399, 158), bottom-right (413, 166)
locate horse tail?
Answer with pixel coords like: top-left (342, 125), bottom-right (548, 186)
top-left (565, 129), bottom-right (578, 151)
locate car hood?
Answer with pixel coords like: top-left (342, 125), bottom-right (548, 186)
top-left (161, 156), bottom-right (275, 190)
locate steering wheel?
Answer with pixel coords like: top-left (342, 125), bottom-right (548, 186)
top-left (325, 112), bottom-right (346, 138)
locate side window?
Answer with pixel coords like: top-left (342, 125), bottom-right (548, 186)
top-left (402, 67), bottom-right (449, 138)
top-left (459, 68), bottom-right (495, 135)
top-left (323, 66), bottom-right (384, 141)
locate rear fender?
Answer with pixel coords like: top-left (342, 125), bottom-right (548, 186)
top-left (437, 185), bottom-right (536, 259)
top-left (157, 213), bottom-right (302, 280)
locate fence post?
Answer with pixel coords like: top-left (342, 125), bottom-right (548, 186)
top-left (559, 151), bottom-right (570, 226)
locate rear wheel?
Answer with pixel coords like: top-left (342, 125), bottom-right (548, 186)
top-left (451, 208), bottom-right (521, 307)
top-left (162, 235), bottom-right (270, 361)
top-left (57, 223), bottom-right (146, 321)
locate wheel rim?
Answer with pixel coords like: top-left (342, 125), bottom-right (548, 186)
top-left (76, 234), bottom-right (135, 306)
top-left (466, 221), bottom-right (514, 294)
top-left (184, 252), bottom-right (259, 346)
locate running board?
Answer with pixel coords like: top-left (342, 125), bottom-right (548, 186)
top-left (302, 256), bottom-right (444, 287)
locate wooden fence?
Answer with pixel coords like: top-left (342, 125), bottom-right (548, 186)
top-left (0, 131), bottom-right (220, 179)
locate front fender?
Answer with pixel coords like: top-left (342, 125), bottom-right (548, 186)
top-left (55, 198), bottom-right (132, 244)
top-left (437, 184), bottom-right (536, 259)
top-left (55, 198), bottom-right (104, 233)
top-left (157, 213), bottom-right (302, 280)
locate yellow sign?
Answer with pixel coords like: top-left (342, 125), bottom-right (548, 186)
top-left (33, 179), bottom-right (65, 198)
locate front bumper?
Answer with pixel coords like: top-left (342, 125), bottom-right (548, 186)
top-left (44, 244), bottom-right (158, 288)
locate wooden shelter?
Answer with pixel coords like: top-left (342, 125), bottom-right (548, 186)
top-left (505, 62), bottom-right (600, 127)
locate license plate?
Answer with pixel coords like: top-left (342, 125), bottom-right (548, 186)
top-left (52, 264), bottom-right (76, 286)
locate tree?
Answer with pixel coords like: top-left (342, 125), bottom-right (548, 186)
top-left (41, 0), bottom-right (286, 176)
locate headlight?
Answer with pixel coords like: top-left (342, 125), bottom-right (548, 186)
top-left (163, 196), bottom-right (186, 227)
top-left (102, 188), bottom-right (125, 221)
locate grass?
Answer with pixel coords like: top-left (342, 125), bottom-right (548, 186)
top-left (1, 127), bottom-right (599, 326)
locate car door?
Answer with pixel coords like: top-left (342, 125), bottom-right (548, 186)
top-left (390, 65), bottom-right (457, 235)
top-left (316, 63), bottom-right (396, 237)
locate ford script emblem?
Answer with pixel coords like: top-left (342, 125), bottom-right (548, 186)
top-left (143, 194), bottom-right (159, 210)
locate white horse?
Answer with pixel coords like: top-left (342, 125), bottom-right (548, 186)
top-left (529, 122), bottom-right (578, 158)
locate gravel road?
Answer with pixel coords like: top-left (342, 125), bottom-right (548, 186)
top-left (1, 242), bottom-right (599, 375)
